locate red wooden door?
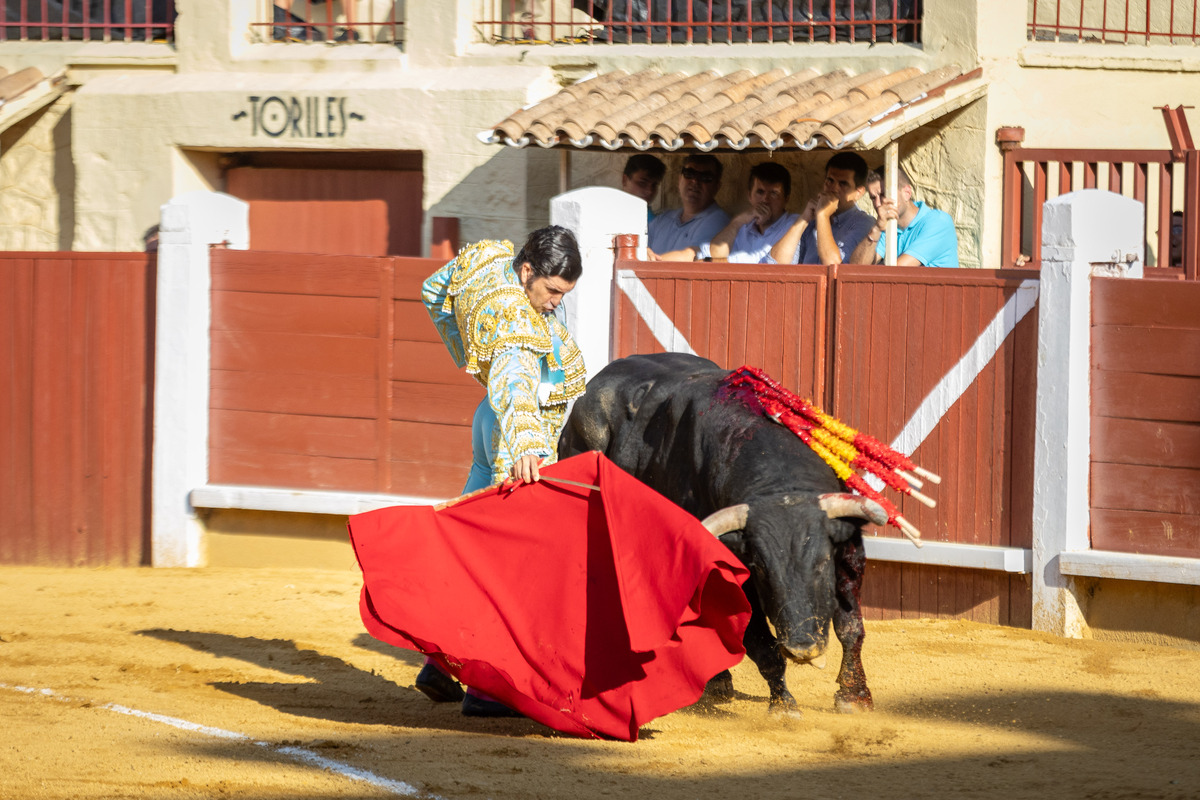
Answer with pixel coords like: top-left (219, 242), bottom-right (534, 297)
top-left (227, 166), bottom-right (423, 256)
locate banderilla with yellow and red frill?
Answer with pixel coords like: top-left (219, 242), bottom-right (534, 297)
top-left (720, 366), bottom-right (942, 546)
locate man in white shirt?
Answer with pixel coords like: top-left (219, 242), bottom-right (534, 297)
top-left (647, 154), bottom-right (730, 261)
top-left (700, 162), bottom-right (797, 263)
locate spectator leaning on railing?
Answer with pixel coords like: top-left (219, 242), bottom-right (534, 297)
top-left (646, 154), bottom-right (730, 261)
top-left (699, 162), bottom-right (798, 264)
top-left (849, 165), bottom-right (960, 268)
top-left (767, 151), bottom-right (877, 266)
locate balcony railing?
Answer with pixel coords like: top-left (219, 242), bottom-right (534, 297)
top-left (1029, 0), bottom-right (1200, 44)
top-left (1, 0), bottom-right (176, 42)
top-left (252, 0), bottom-right (403, 44)
top-left (476, 1), bottom-right (921, 45)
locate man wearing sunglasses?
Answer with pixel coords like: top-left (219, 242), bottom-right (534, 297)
top-left (647, 154), bottom-right (730, 261)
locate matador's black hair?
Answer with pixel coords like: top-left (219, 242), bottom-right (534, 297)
top-left (515, 225), bottom-right (583, 283)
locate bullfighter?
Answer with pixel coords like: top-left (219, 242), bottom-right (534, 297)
top-left (414, 224), bottom-right (587, 715)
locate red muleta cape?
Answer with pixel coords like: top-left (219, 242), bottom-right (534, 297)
top-left (348, 451), bottom-right (751, 741)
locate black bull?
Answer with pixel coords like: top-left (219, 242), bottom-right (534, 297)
top-left (557, 352), bottom-right (881, 713)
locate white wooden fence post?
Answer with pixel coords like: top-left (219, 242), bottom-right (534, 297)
top-left (1032, 189), bottom-right (1144, 635)
top-left (151, 191), bottom-right (249, 567)
top-left (550, 187), bottom-right (645, 383)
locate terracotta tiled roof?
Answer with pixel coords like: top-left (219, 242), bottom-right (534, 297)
top-left (482, 64), bottom-right (984, 152)
top-left (0, 66), bottom-right (45, 103)
top-left (0, 66), bottom-right (68, 133)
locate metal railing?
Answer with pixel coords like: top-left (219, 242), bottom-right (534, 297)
top-left (0, 0), bottom-right (176, 42)
top-left (1028, 0), bottom-right (1200, 44)
top-left (1000, 109), bottom-right (1199, 279)
top-left (476, 0), bottom-right (920, 45)
top-left (1001, 147), bottom-right (1198, 276)
top-left (253, 0), bottom-right (404, 44)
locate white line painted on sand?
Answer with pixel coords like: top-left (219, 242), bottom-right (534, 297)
top-left (1, 683), bottom-right (438, 798)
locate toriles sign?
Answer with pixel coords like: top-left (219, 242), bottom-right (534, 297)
top-left (232, 95), bottom-right (365, 138)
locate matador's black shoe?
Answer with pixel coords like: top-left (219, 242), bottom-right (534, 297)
top-left (461, 693), bottom-right (522, 718)
top-left (414, 663), bottom-right (464, 703)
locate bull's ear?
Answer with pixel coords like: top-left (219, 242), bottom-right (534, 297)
top-left (826, 518), bottom-right (861, 545)
top-left (715, 530), bottom-right (747, 558)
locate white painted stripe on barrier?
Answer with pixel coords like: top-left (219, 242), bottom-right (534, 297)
top-left (868, 279), bottom-right (1040, 492)
top-left (1, 683), bottom-right (436, 798)
top-left (616, 269), bottom-right (697, 355)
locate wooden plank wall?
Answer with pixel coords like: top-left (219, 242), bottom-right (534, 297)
top-left (614, 260), bottom-right (1039, 626)
top-left (1091, 277), bottom-right (1200, 557)
top-left (614, 260), bottom-right (829, 400)
top-left (0, 252), bottom-right (153, 566)
top-left (390, 258), bottom-right (481, 495)
top-left (208, 249), bottom-right (478, 499)
top-left (831, 266), bottom-right (1038, 626)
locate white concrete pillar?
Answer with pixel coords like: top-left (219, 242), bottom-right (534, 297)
top-left (1032, 189), bottom-right (1144, 635)
top-left (550, 186), bottom-right (645, 383)
top-left (151, 191), bottom-right (249, 567)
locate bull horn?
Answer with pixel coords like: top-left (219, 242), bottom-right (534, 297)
top-left (700, 504), bottom-right (750, 536)
top-left (819, 493), bottom-right (888, 526)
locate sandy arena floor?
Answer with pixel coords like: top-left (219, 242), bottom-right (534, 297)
top-left (2, 566), bottom-right (1199, 799)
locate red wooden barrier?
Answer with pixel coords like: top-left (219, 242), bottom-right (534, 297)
top-left (613, 259), bottom-right (830, 402)
top-left (0, 252), bottom-right (153, 566)
top-left (1090, 277), bottom-right (1200, 557)
top-left (831, 266), bottom-right (1039, 626)
top-left (207, 249), bottom-right (480, 499)
top-left (613, 258), bottom-right (1039, 625)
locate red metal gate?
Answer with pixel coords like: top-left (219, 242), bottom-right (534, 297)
top-left (1001, 130), bottom-right (1199, 280)
top-left (0, 252), bottom-right (154, 566)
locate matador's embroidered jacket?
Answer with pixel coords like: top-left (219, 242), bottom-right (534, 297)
top-left (421, 239), bottom-right (587, 484)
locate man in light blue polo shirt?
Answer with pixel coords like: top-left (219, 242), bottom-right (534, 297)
top-left (647, 154), bottom-right (730, 261)
top-left (849, 165), bottom-right (959, 267)
top-left (700, 162), bottom-right (798, 263)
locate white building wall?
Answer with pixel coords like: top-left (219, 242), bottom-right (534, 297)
top-left (2, 0), bottom-right (1200, 261)
top-left (0, 95), bottom-right (73, 251)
